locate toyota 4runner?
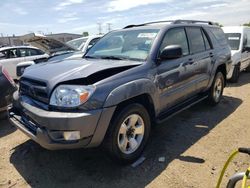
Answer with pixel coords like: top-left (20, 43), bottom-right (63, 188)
top-left (9, 20), bottom-right (231, 163)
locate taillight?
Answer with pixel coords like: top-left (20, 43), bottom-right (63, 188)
top-left (2, 66), bottom-right (15, 86)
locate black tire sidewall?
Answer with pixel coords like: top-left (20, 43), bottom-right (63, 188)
top-left (209, 72), bottom-right (225, 105)
top-left (107, 103), bottom-right (151, 163)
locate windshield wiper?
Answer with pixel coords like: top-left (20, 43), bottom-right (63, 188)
top-left (98, 56), bottom-right (125, 60)
top-left (84, 55), bottom-right (97, 59)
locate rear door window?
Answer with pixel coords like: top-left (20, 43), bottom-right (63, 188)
top-left (186, 27), bottom-right (205, 54)
top-left (160, 27), bottom-right (189, 56)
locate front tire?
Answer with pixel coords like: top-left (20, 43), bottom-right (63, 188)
top-left (103, 103), bottom-right (151, 164)
top-left (208, 72), bottom-right (225, 106)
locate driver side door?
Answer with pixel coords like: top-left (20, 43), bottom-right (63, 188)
top-left (156, 27), bottom-right (197, 113)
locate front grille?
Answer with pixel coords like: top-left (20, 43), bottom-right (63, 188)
top-left (19, 78), bottom-right (49, 104)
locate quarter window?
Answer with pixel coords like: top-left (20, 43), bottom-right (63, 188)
top-left (186, 27), bottom-right (206, 54)
top-left (160, 28), bottom-right (189, 56)
top-left (202, 30), bottom-right (212, 50)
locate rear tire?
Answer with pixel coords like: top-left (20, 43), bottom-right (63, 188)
top-left (103, 103), bottom-right (151, 164)
top-left (207, 72), bottom-right (225, 106)
top-left (229, 65), bottom-right (240, 83)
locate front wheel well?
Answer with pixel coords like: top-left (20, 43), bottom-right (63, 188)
top-left (114, 94), bottom-right (156, 123)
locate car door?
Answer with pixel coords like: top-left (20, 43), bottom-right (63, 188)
top-left (0, 48), bottom-right (24, 79)
top-left (241, 33), bottom-right (250, 69)
top-left (156, 27), bottom-right (197, 112)
top-left (185, 27), bottom-right (213, 92)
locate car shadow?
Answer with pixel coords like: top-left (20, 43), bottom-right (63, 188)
top-left (227, 71), bottom-right (250, 88)
top-left (9, 95), bottom-right (242, 188)
top-left (0, 118), bottom-right (16, 137)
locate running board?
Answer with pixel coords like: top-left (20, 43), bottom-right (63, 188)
top-left (156, 94), bottom-right (208, 124)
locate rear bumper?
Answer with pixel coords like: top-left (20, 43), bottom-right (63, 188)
top-left (9, 92), bottom-right (116, 150)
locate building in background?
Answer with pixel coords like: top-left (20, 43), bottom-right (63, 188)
top-left (0, 33), bottom-right (82, 47)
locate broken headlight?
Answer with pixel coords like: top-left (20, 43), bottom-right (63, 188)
top-left (50, 85), bottom-right (95, 108)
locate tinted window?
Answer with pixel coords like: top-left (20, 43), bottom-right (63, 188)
top-left (160, 28), bottom-right (189, 56)
top-left (210, 28), bottom-right (228, 45)
top-left (202, 30), bottom-right (212, 50)
top-left (19, 49), bottom-right (28, 57)
top-left (27, 49), bottom-right (39, 56)
top-left (225, 33), bottom-right (241, 50)
top-left (186, 27), bottom-right (205, 54)
top-left (8, 49), bottom-right (19, 58)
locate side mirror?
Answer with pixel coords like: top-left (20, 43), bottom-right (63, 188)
top-left (159, 45), bottom-right (183, 60)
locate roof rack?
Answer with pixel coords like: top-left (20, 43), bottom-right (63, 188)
top-left (123, 19), bottom-right (216, 29)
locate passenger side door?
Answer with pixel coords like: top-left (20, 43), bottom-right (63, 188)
top-left (185, 27), bottom-right (213, 92)
top-left (156, 27), bottom-right (197, 112)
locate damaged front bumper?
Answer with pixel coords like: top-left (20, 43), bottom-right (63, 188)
top-left (9, 91), bottom-right (116, 150)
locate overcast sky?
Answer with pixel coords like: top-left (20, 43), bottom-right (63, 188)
top-left (0, 0), bottom-right (250, 36)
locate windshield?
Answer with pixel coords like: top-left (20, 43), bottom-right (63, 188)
top-left (67, 38), bottom-right (87, 49)
top-left (225, 33), bottom-right (241, 50)
top-left (86, 29), bottom-right (159, 61)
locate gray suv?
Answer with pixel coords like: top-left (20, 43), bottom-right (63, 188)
top-left (9, 20), bottom-right (231, 163)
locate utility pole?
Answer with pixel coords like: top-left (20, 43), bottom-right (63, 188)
top-left (97, 22), bottom-right (102, 35)
top-left (107, 23), bottom-right (112, 32)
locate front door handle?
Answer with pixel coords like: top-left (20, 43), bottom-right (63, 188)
top-left (209, 52), bottom-right (214, 58)
top-left (183, 59), bottom-right (194, 66)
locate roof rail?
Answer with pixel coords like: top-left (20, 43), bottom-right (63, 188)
top-left (123, 19), bottom-right (216, 29)
top-left (173, 20), bottom-right (215, 25)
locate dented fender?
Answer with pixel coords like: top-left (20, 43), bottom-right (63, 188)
top-left (103, 78), bottom-right (158, 108)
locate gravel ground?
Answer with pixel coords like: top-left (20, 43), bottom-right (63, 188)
top-left (0, 72), bottom-right (250, 188)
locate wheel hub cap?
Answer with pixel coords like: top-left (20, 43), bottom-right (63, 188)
top-left (117, 114), bottom-right (145, 154)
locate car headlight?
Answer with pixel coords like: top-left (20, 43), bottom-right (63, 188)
top-left (50, 85), bottom-right (95, 108)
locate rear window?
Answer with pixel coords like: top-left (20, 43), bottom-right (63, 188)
top-left (225, 33), bottom-right (241, 50)
top-left (210, 28), bottom-right (228, 45)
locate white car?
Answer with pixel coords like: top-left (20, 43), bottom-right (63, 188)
top-left (16, 33), bottom-right (84, 77)
top-left (0, 46), bottom-right (49, 80)
top-left (223, 26), bottom-right (250, 82)
top-left (66, 35), bottom-right (103, 53)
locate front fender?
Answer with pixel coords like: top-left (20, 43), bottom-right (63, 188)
top-left (103, 78), bottom-right (158, 108)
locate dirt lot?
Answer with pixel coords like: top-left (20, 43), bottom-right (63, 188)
top-left (0, 72), bottom-right (250, 188)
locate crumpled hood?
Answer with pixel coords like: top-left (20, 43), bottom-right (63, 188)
top-left (20, 33), bottom-right (77, 55)
top-left (22, 58), bottom-right (142, 90)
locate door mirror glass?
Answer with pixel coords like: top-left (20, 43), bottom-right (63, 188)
top-left (160, 45), bottom-right (182, 60)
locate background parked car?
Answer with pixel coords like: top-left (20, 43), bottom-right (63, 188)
top-left (0, 46), bottom-right (49, 80)
top-left (223, 26), bottom-right (250, 82)
top-left (0, 65), bottom-right (16, 119)
top-left (66, 35), bottom-right (103, 54)
top-left (17, 33), bottom-right (85, 77)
